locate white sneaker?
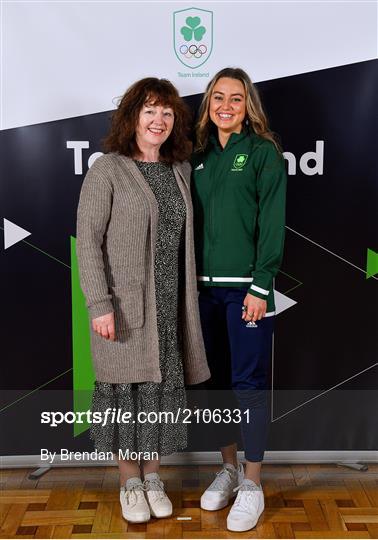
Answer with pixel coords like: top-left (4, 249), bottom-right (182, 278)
top-left (120, 477), bottom-right (150, 523)
top-left (200, 463), bottom-right (244, 511)
top-left (143, 472), bottom-right (173, 518)
top-left (227, 479), bottom-right (264, 532)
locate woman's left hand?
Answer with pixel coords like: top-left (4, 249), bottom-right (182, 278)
top-left (242, 293), bottom-right (267, 322)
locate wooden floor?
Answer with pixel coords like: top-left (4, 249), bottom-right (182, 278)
top-left (0, 464), bottom-right (377, 539)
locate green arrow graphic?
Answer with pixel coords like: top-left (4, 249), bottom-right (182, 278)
top-left (70, 236), bottom-right (95, 436)
top-left (366, 248), bottom-right (378, 279)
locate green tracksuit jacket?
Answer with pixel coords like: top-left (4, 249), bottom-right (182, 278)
top-left (191, 130), bottom-right (287, 314)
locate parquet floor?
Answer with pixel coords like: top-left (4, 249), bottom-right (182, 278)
top-left (0, 464), bottom-right (377, 539)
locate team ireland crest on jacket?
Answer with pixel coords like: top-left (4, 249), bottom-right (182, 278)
top-left (173, 7), bottom-right (213, 69)
top-left (232, 154), bottom-right (249, 171)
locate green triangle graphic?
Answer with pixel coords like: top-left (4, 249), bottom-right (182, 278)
top-left (70, 236), bottom-right (95, 436)
top-left (366, 248), bottom-right (378, 279)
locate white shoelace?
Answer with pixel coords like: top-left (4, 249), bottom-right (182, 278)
top-left (209, 467), bottom-right (235, 490)
top-left (232, 483), bottom-right (261, 512)
top-left (123, 484), bottom-right (146, 506)
top-left (143, 478), bottom-right (167, 502)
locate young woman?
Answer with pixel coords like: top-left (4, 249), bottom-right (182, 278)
top-left (76, 78), bottom-right (210, 524)
top-left (192, 67), bottom-right (287, 532)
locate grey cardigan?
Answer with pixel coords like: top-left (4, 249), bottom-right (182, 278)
top-left (76, 153), bottom-right (210, 385)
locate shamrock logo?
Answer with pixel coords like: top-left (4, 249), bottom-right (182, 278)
top-left (233, 154), bottom-right (249, 169)
top-left (180, 16), bottom-right (206, 42)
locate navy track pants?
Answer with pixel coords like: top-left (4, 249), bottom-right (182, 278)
top-left (198, 287), bottom-right (274, 462)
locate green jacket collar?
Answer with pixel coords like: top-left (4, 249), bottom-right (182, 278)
top-left (209, 129), bottom-right (249, 154)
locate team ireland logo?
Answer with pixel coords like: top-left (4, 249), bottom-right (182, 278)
top-left (233, 154), bottom-right (249, 170)
top-left (173, 7), bottom-right (213, 69)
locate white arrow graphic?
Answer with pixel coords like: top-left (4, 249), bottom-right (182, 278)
top-left (3, 218), bottom-right (31, 249)
top-left (274, 289), bottom-right (297, 315)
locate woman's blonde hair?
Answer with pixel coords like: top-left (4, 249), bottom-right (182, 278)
top-left (195, 67), bottom-right (281, 152)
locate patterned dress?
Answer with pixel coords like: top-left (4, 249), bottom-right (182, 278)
top-left (90, 160), bottom-right (187, 456)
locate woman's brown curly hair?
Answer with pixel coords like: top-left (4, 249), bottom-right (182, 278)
top-left (103, 78), bottom-right (192, 163)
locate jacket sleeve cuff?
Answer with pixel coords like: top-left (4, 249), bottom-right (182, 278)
top-left (247, 286), bottom-right (269, 301)
top-left (88, 298), bottom-right (114, 320)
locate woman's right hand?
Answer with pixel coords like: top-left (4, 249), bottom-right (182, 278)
top-left (92, 312), bottom-right (115, 341)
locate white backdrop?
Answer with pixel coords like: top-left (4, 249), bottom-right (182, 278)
top-left (2, 1), bottom-right (377, 129)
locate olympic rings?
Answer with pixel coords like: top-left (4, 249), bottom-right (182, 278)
top-left (179, 43), bottom-right (207, 58)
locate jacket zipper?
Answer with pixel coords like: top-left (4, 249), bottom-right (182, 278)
top-left (206, 153), bottom-right (224, 279)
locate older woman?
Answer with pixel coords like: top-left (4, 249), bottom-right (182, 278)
top-left (76, 78), bottom-right (209, 523)
top-left (192, 67), bottom-right (287, 532)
